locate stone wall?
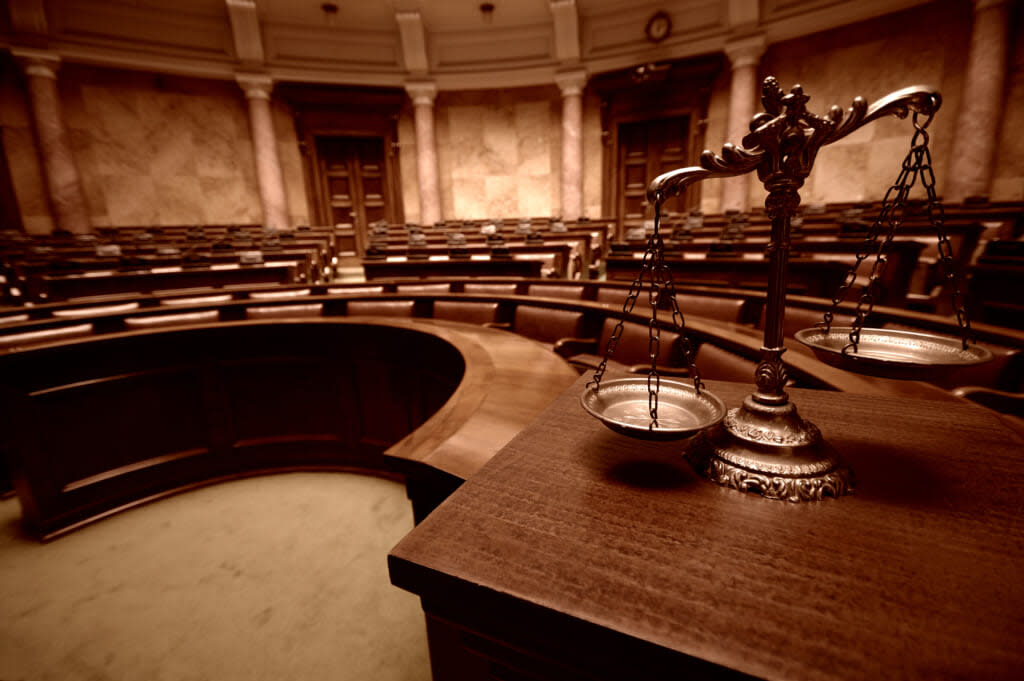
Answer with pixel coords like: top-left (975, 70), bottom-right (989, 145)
top-left (1, 64), bottom-right (308, 233)
top-left (755, 1), bottom-right (972, 208)
top-left (3, 0), bottom-right (1018, 231)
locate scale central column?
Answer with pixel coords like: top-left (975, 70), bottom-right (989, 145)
top-left (687, 80), bottom-right (854, 502)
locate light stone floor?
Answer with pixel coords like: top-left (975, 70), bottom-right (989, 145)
top-left (0, 472), bottom-right (432, 681)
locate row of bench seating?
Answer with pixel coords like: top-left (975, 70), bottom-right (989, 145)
top-left (2, 277), bottom-right (1020, 407)
top-left (1, 276), bottom-right (1021, 511)
top-left (361, 218), bottom-right (612, 280)
top-left (0, 225), bottom-right (338, 303)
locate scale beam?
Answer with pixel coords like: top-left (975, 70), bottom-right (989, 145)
top-left (645, 78), bottom-right (942, 502)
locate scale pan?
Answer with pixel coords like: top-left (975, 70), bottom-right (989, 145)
top-left (794, 326), bottom-right (993, 380)
top-left (581, 377), bottom-right (726, 441)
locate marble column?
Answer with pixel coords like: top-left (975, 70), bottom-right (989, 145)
top-left (405, 81), bottom-right (442, 226)
top-left (720, 36), bottom-right (765, 214)
top-left (237, 74), bottom-right (290, 231)
top-left (555, 69), bottom-right (587, 220)
top-left (945, 0), bottom-right (1011, 202)
top-left (14, 49), bottom-right (91, 234)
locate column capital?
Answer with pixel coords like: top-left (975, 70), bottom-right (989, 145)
top-left (724, 34), bottom-right (766, 70)
top-left (555, 68), bottom-right (588, 97)
top-left (10, 47), bottom-right (60, 79)
top-left (405, 80), bottom-right (438, 107)
top-left (236, 73), bottom-right (273, 100)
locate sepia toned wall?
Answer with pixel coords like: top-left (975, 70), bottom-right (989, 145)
top-left (435, 86), bottom-right (560, 221)
top-left (2, 0), bottom-right (1018, 231)
top-left (990, 5), bottom-right (1024, 201)
top-left (0, 64), bottom-right (309, 233)
top-left (755, 1), bottom-right (972, 208)
top-left (399, 86), bottom-right (603, 223)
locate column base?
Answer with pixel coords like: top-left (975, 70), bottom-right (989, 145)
top-left (685, 394), bottom-right (854, 502)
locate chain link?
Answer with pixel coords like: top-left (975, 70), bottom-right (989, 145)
top-left (821, 111), bottom-right (972, 354)
top-left (915, 119), bottom-right (972, 348)
top-left (587, 198), bottom-right (703, 430)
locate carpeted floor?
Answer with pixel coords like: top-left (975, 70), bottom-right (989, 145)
top-left (0, 472), bottom-right (432, 681)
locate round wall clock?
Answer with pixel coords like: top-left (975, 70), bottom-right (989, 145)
top-left (645, 11), bottom-right (672, 43)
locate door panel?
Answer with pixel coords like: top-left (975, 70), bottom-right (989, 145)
top-left (616, 116), bottom-right (692, 235)
top-left (315, 136), bottom-right (390, 255)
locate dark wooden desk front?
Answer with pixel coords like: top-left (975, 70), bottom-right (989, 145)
top-left (389, 375), bottom-right (1024, 681)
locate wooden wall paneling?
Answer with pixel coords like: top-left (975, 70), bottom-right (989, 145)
top-left (279, 84), bottom-right (405, 248)
top-left (592, 55), bottom-right (723, 240)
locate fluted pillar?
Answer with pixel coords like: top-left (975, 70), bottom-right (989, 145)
top-left (14, 49), bottom-right (90, 234)
top-left (720, 36), bottom-right (765, 214)
top-left (406, 81), bottom-right (442, 225)
top-left (555, 69), bottom-right (587, 220)
top-left (237, 74), bottom-right (290, 231)
top-left (945, 0), bottom-right (1012, 202)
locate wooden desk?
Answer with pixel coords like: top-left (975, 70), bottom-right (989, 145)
top-left (604, 256), bottom-right (850, 298)
top-left (390, 374), bottom-right (1024, 681)
top-left (363, 257), bottom-right (544, 280)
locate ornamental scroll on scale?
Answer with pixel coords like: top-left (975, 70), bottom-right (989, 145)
top-left (644, 77), bottom-right (943, 502)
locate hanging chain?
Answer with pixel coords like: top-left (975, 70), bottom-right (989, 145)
top-left (821, 154), bottom-right (911, 345)
top-left (647, 203), bottom-right (663, 427)
top-left (914, 116), bottom-right (973, 348)
top-left (587, 198), bottom-right (704, 430)
top-left (586, 244), bottom-right (653, 391)
top-left (820, 110), bottom-right (972, 354)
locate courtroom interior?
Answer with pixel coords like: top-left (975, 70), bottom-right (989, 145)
top-left (0, 0), bottom-right (1022, 679)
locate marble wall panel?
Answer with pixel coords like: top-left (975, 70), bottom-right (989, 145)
top-left (148, 125), bottom-right (197, 178)
top-left (436, 86), bottom-right (564, 220)
top-left (516, 174), bottom-right (552, 218)
top-left (54, 66), bottom-right (264, 228)
top-left (701, 69), bottom-right (732, 215)
top-left (514, 101), bottom-right (553, 176)
top-left (434, 102), bottom-right (457, 221)
top-left (451, 176), bottom-right (487, 218)
top-left (806, 144), bottom-right (871, 205)
top-left (153, 177), bottom-right (205, 225)
top-left (759, 0), bottom-right (971, 205)
top-left (396, 107), bottom-right (420, 224)
top-left (481, 107), bottom-right (519, 175)
top-left (446, 105), bottom-right (487, 177)
top-left (483, 176), bottom-right (519, 217)
top-left (991, 12), bottom-right (1024, 201)
top-left (68, 128), bottom-right (109, 223)
top-left (102, 175), bottom-right (159, 225)
top-left (199, 175), bottom-right (261, 225)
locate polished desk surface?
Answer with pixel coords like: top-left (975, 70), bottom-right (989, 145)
top-left (390, 374), bottom-right (1024, 681)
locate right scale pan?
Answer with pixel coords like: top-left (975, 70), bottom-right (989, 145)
top-left (794, 326), bottom-right (993, 381)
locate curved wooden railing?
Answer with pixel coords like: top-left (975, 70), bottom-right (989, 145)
top-left (2, 277), bottom-right (1022, 538)
top-left (0, 318), bottom-right (578, 539)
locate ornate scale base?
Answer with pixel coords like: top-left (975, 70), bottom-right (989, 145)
top-left (685, 394), bottom-right (854, 502)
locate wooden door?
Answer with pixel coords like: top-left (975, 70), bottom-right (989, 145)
top-left (616, 116), bottom-right (692, 235)
top-left (315, 136), bottom-right (389, 255)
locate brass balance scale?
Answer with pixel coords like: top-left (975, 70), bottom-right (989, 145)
top-left (580, 76), bottom-right (993, 502)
